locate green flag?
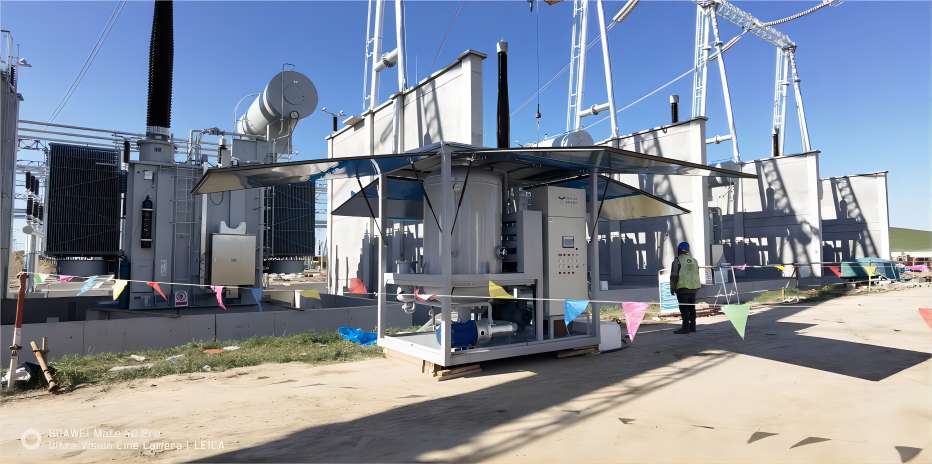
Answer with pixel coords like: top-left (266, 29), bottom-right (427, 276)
top-left (722, 304), bottom-right (751, 339)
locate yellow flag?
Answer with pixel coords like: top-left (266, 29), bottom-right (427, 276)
top-left (112, 279), bottom-right (128, 300)
top-left (773, 264), bottom-right (785, 271)
top-left (864, 264), bottom-right (877, 277)
top-left (300, 289), bottom-right (321, 299)
top-left (488, 281), bottom-right (514, 299)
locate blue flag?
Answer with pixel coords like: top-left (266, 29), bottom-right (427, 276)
top-left (251, 287), bottom-right (263, 312)
top-left (77, 276), bottom-right (98, 296)
top-left (564, 299), bottom-right (590, 327)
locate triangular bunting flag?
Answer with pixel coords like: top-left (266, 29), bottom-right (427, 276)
top-left (722, 303), bottom-right (751, 339)
top-left (112, 279), bottom-right (128, 300)
top-left (864, 263), bottom-right (877, 278)
top-left (147, 281), bottom-right (168, 302)
top-left (622, 302), bottom-right (649, 342)
top-left (489, 281), bottom-right (514, 299)
top-left (33, 273), bottom-right (45, 285)
top-left (58, 275), bottom-right (75, 283)
top-left (347, 278), bottom-right (368, 294)
top-left (211, 285), bottom-right (226, 310)
top-left (414, 288), bottom-right (437, 303)
top-left (300, 289), bottom-right (321, 299)
top-left (826, 265), bottom-right (841, 278)
top-left (773, 264), bottom-right (785, 271)
top-left (733, 264), bottom-right (748, 271)
top-left (564, 299), bottom-right (589, 327)
top-left (251, 288), bottom-right (263, 312)
top-left (77, 276), bottom-right (98, 296)
top-left (918, 308), bottom-right (932, 331)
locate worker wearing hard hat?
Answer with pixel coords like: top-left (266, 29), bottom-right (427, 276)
top-left (669, 241), bottom-right (701, 334)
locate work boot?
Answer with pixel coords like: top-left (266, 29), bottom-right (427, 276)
top-left (688, 325), bottom-right (697, 333)
top-left (673, 327), bottom-right (690, 334)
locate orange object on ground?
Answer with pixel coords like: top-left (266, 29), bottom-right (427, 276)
top-left (347, 278), bottom-right (368, 295)
top-left (919, 308), bottom-right (932, 330)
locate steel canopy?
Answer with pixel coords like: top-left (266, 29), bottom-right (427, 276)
top-left (192, 142), bottom-right (756, 195)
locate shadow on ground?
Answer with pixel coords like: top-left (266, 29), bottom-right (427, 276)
top-left (198, 305), bottom-right (930, 462)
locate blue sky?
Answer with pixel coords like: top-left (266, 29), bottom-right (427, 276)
top-left (2, 1), bottom-right (930, 231)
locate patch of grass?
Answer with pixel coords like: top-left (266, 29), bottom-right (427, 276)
top-left (3, 331), bottom-right (380, 395)
top-left (752, 284), bottom-right (852, 305)
top-left (599, 303), bottom-right (661, 323)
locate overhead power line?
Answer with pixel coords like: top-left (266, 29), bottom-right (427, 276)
top-left (49, 1), bottom-right (127, 122)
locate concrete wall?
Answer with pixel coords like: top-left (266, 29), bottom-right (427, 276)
top-left (597, 118), bottom-right (711, 283)
top-left (1, 303), bottom-right (410, 366)
top-left (711, 152), bottom-right (823, 278)
top-left (327, 51), bottom-right (486, 294)
top-left (820, 172), bottom-right (890, 261)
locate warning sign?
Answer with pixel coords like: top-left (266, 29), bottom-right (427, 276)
top-left (174, 290), bottom-right (189, 308)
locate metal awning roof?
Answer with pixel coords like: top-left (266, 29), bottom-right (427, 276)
top-left (332, 174), bottom-right (689, 222)
top-left (192, 142), bottom-right (756, 195)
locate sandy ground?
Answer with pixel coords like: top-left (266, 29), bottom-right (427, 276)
top-left (2, 287), bottom-right (931, 463)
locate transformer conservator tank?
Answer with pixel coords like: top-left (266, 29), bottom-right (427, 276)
top-left (236, 70), bottom-right (318, 140)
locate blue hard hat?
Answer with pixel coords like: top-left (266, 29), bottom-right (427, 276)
top-left (677, 242), bottom-right (690, 251)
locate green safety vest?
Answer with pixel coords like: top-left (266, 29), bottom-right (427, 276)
top-left (676, 254), bottom-right (701, 290)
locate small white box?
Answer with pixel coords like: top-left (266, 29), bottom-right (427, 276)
top-left (599, 321), bottom-right (623, 352)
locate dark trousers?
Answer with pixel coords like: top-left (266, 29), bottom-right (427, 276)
top-left (676, 289), bottom-right (697, 329)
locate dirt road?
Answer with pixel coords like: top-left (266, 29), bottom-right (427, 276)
top-left (2, 287), bottom-right (930, 463)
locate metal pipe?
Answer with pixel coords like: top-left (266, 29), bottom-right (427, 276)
top-left (572, 0), bottom-right (590, 131)
top-left (18, 127), bottom-right (124, 142)
top-left (496, 40), bottom-right (510, 148)
top-left (595, 0), bottom-right (618, 138)
top-left (709, 8), bottom-right (740, 162)
top-left (19, 119), bottom-right (146, 138)
top-left (788, 49), bottom-right (811, 152)
top-left (368, 0), bottom-right (385, 111)
top-left (670, 94), bottom-right (679, 123)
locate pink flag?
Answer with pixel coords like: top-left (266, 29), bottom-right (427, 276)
top-left (58, 275), bottom-right (75, 283)
top-left (919, 308), bottom-right (932, 331)
top-left (826, 265), bottom-right (842, 278)
top-left (211, 285), bottom-right (227, 310)
top-left (147, 281), bottom-right (168, 302)
top-left (414, 288), bottom-right (437, 303)
top-left (622, 302), bottom-right (649, 342)
top-left (734, 264), bottom-right (748, 271)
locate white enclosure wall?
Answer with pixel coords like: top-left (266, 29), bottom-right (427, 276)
top-left (710, 152), bottom-right (823, 278)
top-left (327, 51), bottom-right (485, 294)
top-left (598, 118), bottom-right (711, 283)
top-left (820, 172), bottom-right (890, 261)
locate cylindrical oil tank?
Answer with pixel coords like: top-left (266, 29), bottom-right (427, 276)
top-left (534, 129), bottom-right (594, 147)
top-left (236, 70), bottom-right (318, 138)
top-left (422, 168), bottom-right (502, 275)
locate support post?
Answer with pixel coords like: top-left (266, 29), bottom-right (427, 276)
top-left (595, 0), bottom-right (619, 138)
top-left (772, 47), bottom-right (789, 156)
top-left (572, 0), bottom-right (590, 131)
top-left (376, 163), bottom-right (387, 338)
top-left (393, 0), bottom-right (406, 153)
top-left (368, 0), bottom-right (385, 112)
top-left (439, 145), bottom-right (453, 366)
top-left (691, 5), bottom-right (711, 118)
top-left (788, 49), bottom-right (812, 152)
top-left (5, 273), bottom-right (27, 390)
top-left (589, 170), bottom-right (601, 341)
top-left (709, 8), bottom-right (740, 162)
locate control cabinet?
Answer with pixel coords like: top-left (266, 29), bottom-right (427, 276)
top-left (529, 186), bottom-right (588, 317)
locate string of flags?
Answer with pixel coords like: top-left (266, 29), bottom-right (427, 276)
top-left (17, 271), bottom-right (926, 338)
